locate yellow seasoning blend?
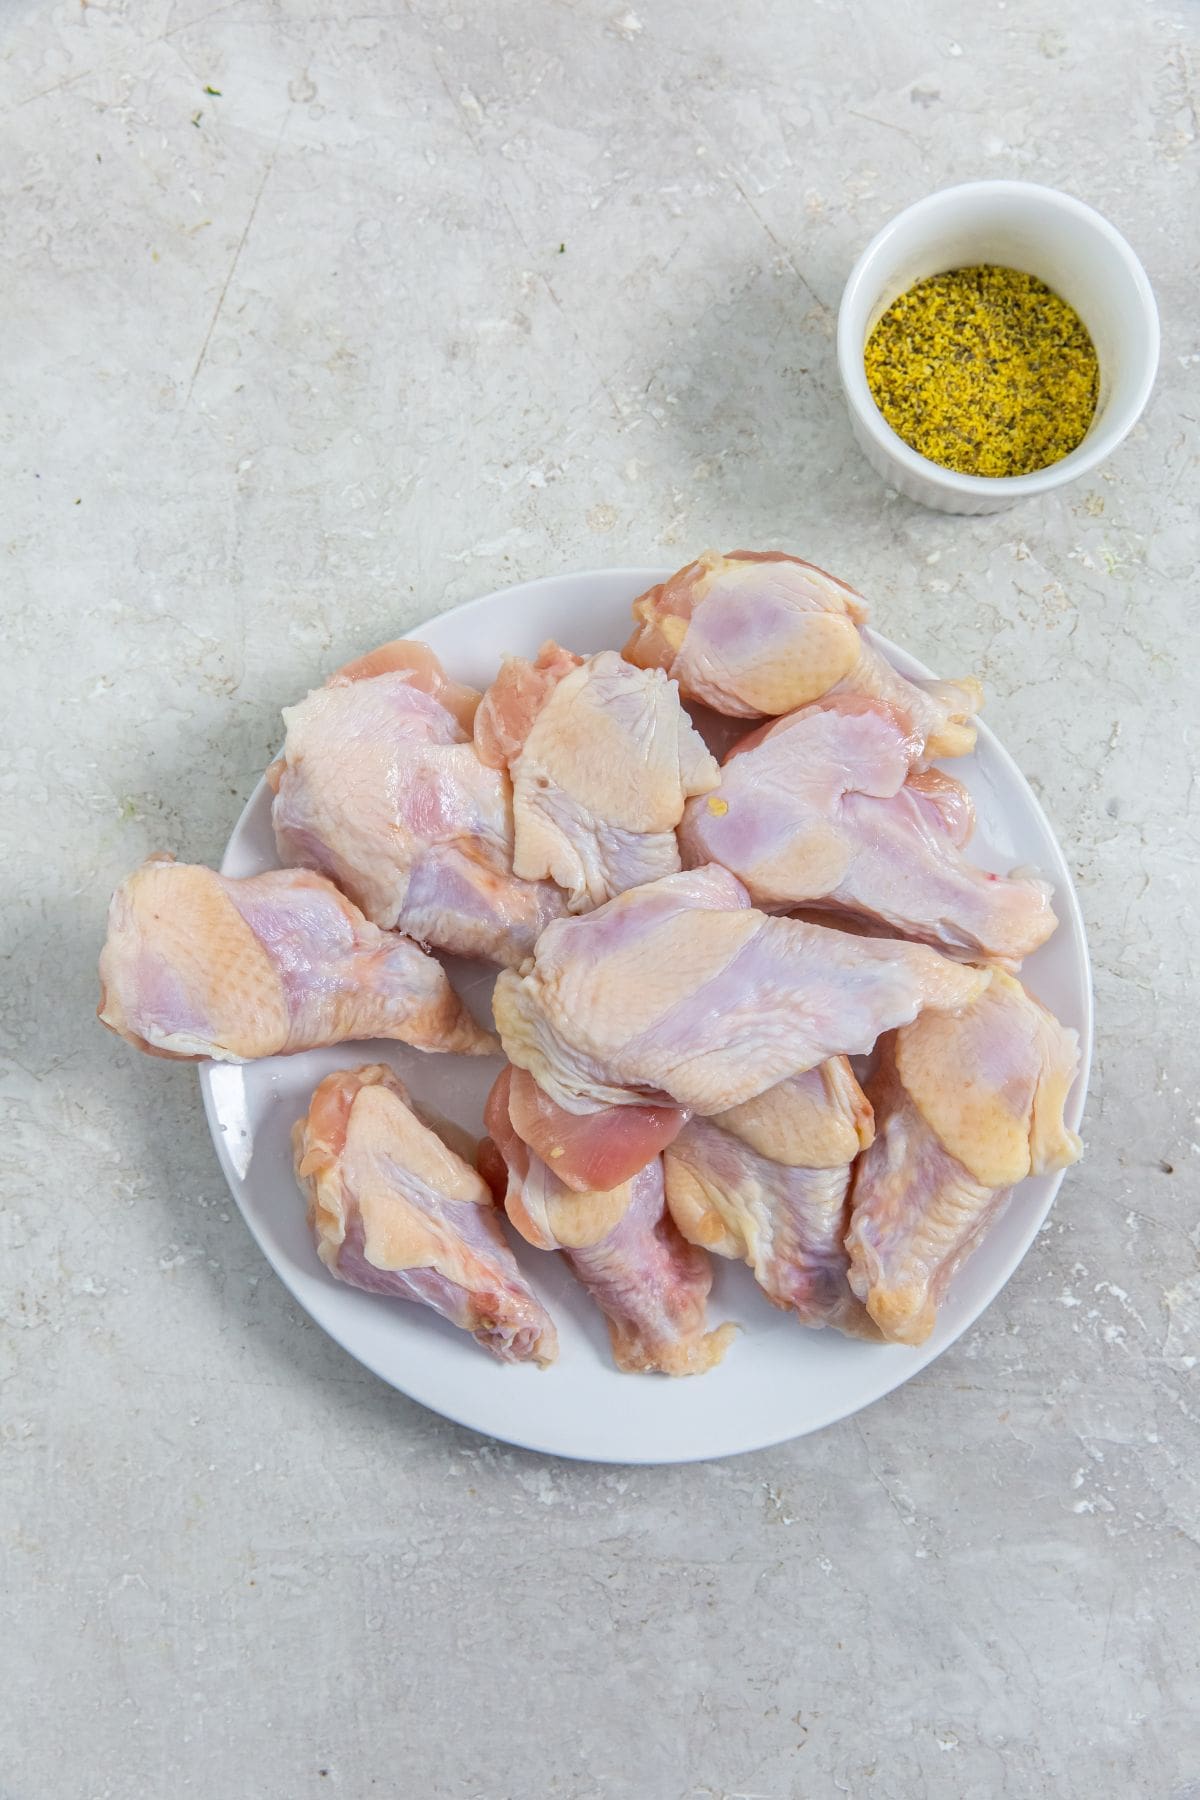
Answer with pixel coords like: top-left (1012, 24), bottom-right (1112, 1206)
top-left (864, 265), bottom-right (1099, 479)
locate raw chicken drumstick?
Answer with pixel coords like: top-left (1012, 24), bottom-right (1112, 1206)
top-left (270, 638), bottom-right (566, 967)
top-left (483, 1068), bottom-right (733, 1375)
top-left (624, 549), bottom-right (982, 757)
top-left (474, 641), bottom-right (719, 910)
top-left (845, 970), bottom-right (1083, 1345)
top-left (679, 694), bottom-right (1056, 964)
top-left (664, 1061), bottom-right (879, 1338)
top-left (493, 864), bottom-right (989, 1191)
top-left (294, 1064), bottom-right (557, 1365)
top-left (98, 856), bottom-right (494, 1061)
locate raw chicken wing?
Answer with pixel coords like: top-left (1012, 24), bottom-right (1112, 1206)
top-left (846, 970), bottom-right (1082, 1344)
top-left (493, 865), bottom-right (989, 1188)
top-left (665, 1060), bottom-right (878, 1336)
top-left (475, 642), bottom-right (719, 909)
top-left (98, 856), bottom-right (495, 1061)
top-left (680, 695), bottom-right (1056, 963)
top-left (294, 1064), bottom-right (557, 1364)
top-left (625, 549), bottom-right (981, 757)
top-left (270, 638), bottom-right (565, 966)
top-left (484, 1068), bottom-right (732, 1375)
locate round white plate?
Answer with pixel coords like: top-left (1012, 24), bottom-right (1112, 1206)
top-left (201, 568), bottom-right (1092, 1464)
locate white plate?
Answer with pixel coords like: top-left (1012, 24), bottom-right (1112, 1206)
top-left (201, 568), bottom-right (1093, 1464)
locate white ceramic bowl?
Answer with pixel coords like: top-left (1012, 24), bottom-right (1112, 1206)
top-left (836, 181), bottom-right (1159, 514)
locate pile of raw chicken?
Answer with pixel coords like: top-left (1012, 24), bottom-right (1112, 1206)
top-left (98, 551), bottom-right (1083, 1376)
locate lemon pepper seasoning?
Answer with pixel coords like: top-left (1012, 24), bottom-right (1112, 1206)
top-left (864, 265), bottom-right (1099, 478)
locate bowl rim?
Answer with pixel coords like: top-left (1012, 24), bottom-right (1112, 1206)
top-left (836, 178), bottom-right (1160, 498)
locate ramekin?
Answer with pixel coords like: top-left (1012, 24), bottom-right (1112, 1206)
top-left (836, 181), bottom-right (1159, 515)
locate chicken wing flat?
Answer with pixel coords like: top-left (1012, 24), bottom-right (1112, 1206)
top-left (493, 866), bottom-right (989, 1165)
top-left (665, 1061), bottom-right (878, 1337)
top-left (475, 641), bottom-right (718, 910)
top-left (271, 638), bottom-right (565, 966)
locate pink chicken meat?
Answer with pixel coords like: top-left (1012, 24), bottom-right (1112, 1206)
top-left (680, 695), bottom-right (1056, 964)
top-left (270, 639), bottom-right (565, 967)
top-left (475, 641), bottom-right (718, 910)
top-left (625, 549), bottom-right (982, 757)
top-left (504, 1064), bottom-right (686, 1194)
top-left (846, 970), bottom-right (1082, 1345)
top-left (484, 1068), bottom-right (733, 1375)
top-left (493, 865), bottom-right (990, 1190)
top-left (97, 855), bottom-right (494, 1061)
top-left (294, 1064), bottom-right (557, 1364)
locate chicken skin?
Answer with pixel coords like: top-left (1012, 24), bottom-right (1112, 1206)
top-left (270, 638), bottom-right (565, 967)
top-left (484, 1068), bottom-right (732, 1375)
top-left (665, 1061), bottom-right (878, 1337)
top-left (493, 865), bottom-right (989, 1189)
top-left (294, 1064), bottom-right (557, 1364)
top-left (98, 856), bottom-right (494, 1061)
top-left (624, 550), bottom-right (981, 757)
top-left (680, 695), bottom-right (1056, 964)
top-left (474, 642), bottom-right (719, 910)
top-left (846, 970), bottom-right (1083, 1345)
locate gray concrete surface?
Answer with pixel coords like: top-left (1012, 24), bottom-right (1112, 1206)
top-left (2, 1), bottom-right (1198, 1795)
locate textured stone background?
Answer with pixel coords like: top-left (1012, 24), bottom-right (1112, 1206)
top-left (2, 2), bottom-right (1198, 1796)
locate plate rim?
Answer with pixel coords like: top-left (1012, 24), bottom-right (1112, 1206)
top-left (199, 564), bottom-right (1094, 1464)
